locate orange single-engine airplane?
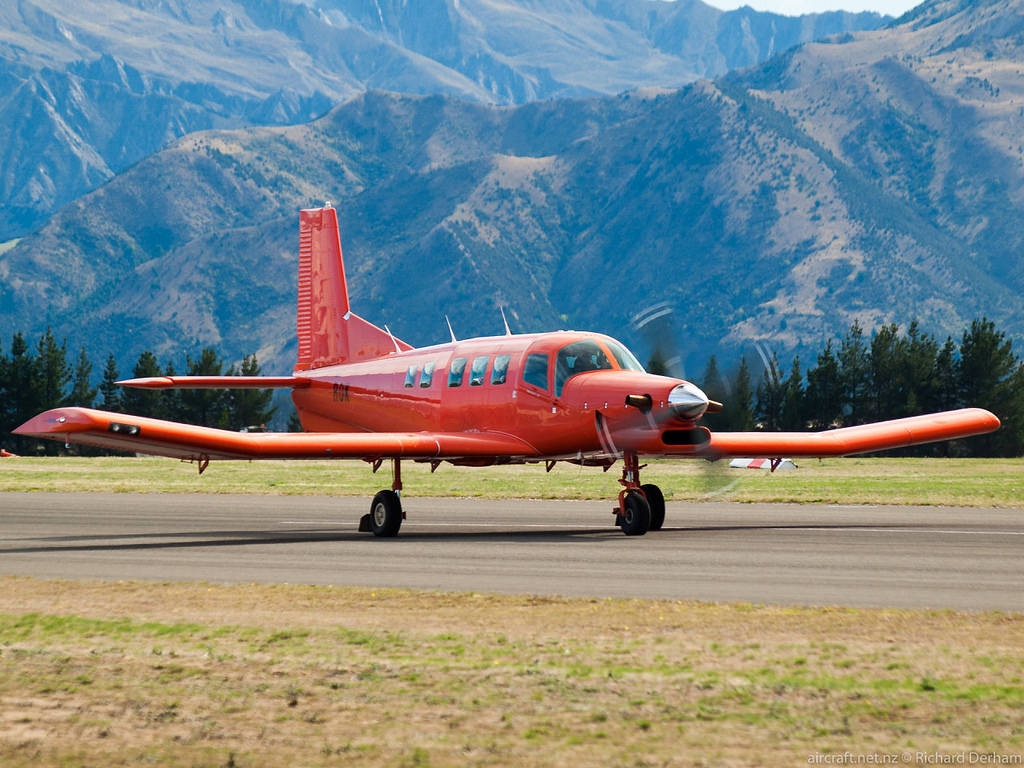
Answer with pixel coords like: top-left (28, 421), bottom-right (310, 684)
top-left (16, 206), bottom-right (1001, 536)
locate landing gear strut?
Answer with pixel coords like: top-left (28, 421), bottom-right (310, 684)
top-left (360, 458), bottom-right (405, 537)
top-left (613, 451), bottom-right (665, 535)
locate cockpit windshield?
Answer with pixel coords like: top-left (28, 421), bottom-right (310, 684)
top-left (554, 338), bottom-right (643, 396)
top-left (603, 338), bottom-right (645, 373)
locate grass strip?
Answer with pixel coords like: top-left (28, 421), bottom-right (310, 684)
top-left (1, 456), bottom-right (1022, 506)
top-left (0, 576), bottom-right (1021, 767)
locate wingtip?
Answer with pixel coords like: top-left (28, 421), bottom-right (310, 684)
top-left (13, 408), bottom-right (89, 437)
top-left (116, 376), bottom-right (174, 389)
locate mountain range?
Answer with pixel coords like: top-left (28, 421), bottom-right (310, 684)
top-left (3, 0), bottom-right (1023, 384)
top-left (0, 0), bottom-right (885, 238)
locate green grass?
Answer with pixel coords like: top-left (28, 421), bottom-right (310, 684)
top-left (0, 577), bottom-right (1021, 767)
top-left (0, 456), bottom-right (1021, 506)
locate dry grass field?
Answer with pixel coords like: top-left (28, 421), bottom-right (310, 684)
top-left (0, 578), bottom-right (1022, 767)
top-left (1, 457), bottom-right (1021, 766)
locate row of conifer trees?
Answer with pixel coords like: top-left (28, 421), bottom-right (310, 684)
top-left (0, 331), bottom-right (278, 455)
top-left (683, 318), bottom-right (1024, 457)
top-left (2, 317), bottom-right (1022, 456)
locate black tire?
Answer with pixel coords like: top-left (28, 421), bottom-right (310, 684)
top-left (641, 483), bottom-right (665, 531)
top-left (369, 490), bottom-right (402, 537)
top-left (620, 490), bottom-right (651, 536)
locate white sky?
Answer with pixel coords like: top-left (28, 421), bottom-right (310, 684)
top-left (702, 0), bottom-right (921, 15)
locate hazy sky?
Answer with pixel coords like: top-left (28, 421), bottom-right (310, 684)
top-left (702, 0), bottom-right (920, 15)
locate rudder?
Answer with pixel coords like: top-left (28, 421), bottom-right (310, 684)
top-left (295, 206), bottom-right (410, 371)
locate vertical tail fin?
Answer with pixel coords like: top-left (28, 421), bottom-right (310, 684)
top-left (295, 206), bottom-right (411, 371)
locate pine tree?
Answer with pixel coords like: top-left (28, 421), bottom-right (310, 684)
top-left (804, 340), bottom-right (843, 429)
top-left (36, 327), bottom-right (71, 411)
top-left (780, 355), bottom-right (805, 431)
top-left (869, 323), bottom-right (903, 420)
top-left (98, 354), bottom-right (122, 412)
top-left (722, 357), bottom-right (755, 431)
top-left (227, 354), bottom-right (276, 430)
top-left (958, 318), bottom-right (1024, 456)
top-left (68, 347), bottom-right (97, 408)
top-left (0, 337), bottom-right (9, 444)
top-left (698, 355), bottom-right (727, 431)
top-left (933, 337), bottom-right (960, 412)
top-left (839, 322), bottom-right (871, 426)
top-left (161, 361), bottom-right (183, 422)
top-left (900, 321), bottom-right (940, 417)
top-left (121, 351), bottom-right (164, 418)
top-left (646, 347), bottom-right (669, 377)
top-left (4, 333), bottom-right (40, 451)
top-left (180, 348), bottom-right (228, 427)
top-left (754, 351), bottom-right (785, 431)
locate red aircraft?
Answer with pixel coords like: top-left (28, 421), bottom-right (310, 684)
top-left (16, 206), bottom-right (1000, 536)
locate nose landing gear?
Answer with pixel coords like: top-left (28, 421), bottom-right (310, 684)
top-left (613, 451), bottom-right (665, 535)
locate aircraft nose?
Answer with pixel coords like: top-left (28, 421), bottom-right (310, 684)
top-left (667, 382), bottom-right (710, 418)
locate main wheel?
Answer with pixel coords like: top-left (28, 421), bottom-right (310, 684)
top-left (641, 483), bottom-right (665, 531)
top-left (620, 490), bottom-right (651, 536)
top-left (369, 490), bottom-right (403, 537)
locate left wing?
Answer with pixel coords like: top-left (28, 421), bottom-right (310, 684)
top-left (702, 408), bottom-right (1000, 459)
top-left (117, 376), bottom-right (309, 389)
top-left (14, 407), bottom-right (540, 462)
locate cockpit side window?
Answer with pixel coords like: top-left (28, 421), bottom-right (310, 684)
top-left (522, 353), bottom-right (549, 391)
top-left (554, 340), bottom-right (614, 397)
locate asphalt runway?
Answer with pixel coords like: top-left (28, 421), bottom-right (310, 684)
top-left (1, 492), bottom-right (1021, 610)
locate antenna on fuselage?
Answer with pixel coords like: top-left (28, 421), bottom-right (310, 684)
top-left (500, 306), bottom-right (512, 336)
top-left (445, 315), bottom-right (457, 343)
top-left (384, 324), bottom-right (402, 354)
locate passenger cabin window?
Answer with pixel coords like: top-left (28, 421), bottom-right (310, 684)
top-left (419, 361), bottom-right (435, 388)
top-left (522, 353), bottom-right (549, 391)
top-left (469, 356), bottom-right (489, 386)
top-left (404, 365), bottom-right (419, 388)
top-left (448, 357), bottom-right (467, 387)
top-left (491, 354), bottom-right (511, 385)
top-left (555, 340), bottom-right (613, 397)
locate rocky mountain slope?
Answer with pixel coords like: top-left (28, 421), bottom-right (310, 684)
top-left (3, 0), bottom-right (1023, 379)
top-left (0, 0), bottom-right (885, 238)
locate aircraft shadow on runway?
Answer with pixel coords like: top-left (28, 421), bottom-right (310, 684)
top-left (0, 522), bottom-right (921, 554)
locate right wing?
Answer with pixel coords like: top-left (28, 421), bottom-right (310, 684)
top-left (14, 407), bottom-right (539, 462)
top-left (703, 408), bottom-right (1000, 459)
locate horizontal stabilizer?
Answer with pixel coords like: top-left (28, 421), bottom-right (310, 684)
top-left (703, 408), bottom-right (1000, 459)
top-left (14, 407), bottom-right (538, 462)
top-left (118, 376), bottom-right (310, 390)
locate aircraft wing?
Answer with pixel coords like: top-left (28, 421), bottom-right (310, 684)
top-left (117, 376), bottom-right (309, 389)
top-left (702, 408), bottom-right (1000, 459)
top-left (14, 407), bottom-right (540, 462)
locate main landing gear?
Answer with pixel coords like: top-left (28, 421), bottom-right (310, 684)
top-left (358, 454), bottom-right (665, 538)
top-left (614, 451), bottom-right (665, 536)
top-left (359, 458), bottom-right (405, 537)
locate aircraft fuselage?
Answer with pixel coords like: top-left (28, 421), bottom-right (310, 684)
top-left (291, 330), bottom-right (709, 460)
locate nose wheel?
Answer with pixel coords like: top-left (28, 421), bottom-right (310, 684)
top-left (619, 489), bottom-right (651, 535)
top-left (641, 483), bottom-right (665, 531)
top-left (613, 452), bottom-right (665, 535)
